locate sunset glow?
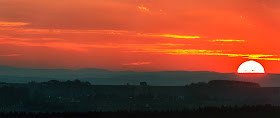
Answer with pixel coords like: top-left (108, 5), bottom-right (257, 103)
top-left (0, 0), bottom-right (280, 73)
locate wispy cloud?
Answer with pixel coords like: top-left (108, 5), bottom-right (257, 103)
top-left (0, 37), bottom-right (183, 51)
top-left (212, 39), bottom-right (245, 42)
top-left (138, 5), bottom-right (149, 12)
top-left (3, 35), bottom-right (278, 61)
top-left (0, 26), bottom-right (202, 41)
top-left (0, 21), bottom-right (30, 27)
top-left (39, 38), bottom-right (63, 41)
top-left (159, 43), bottom-right (185, 46)
top-left (0, 41), bottom-right (119, 51)
top-left (132, 49), bottom-right (280, 61)
top-left (0, 26), bottom-right (132, 35)
top-left (122, 62), bottom-right (151, 66)
top-left (148, 34), bottom-right (200, 39)
top-left (0, 54), bottom-right (22, 56)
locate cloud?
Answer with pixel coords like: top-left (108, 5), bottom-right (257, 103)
top-left (159, 43), bottom-right (185, 46)
top-left (0, 41), bottom-right (118, 51)
top-left (122, 62), bottom-right (151, 66)
top-left (0, 21), bottom-right (30, 27)
top-left (0, 27), bottom-right (201, 41)
top-left (2, 34), bottom-right (278, 61)
top-left (138, 5), bottom-right (149, 12)
top-left (131, 48), bottom-right (280, 61)
top-left (0, 54), bottom-right (22, 56)
top-left (212, 39), bottom-right (245, 42)
top-left (132, 49), bottom-right (222, 55)
top-left (147, 34), bottom-right (200, 39)
top-left (0, 27), bottom-right (131, 35)
top-left (0, 37), bottom-right (184, 51)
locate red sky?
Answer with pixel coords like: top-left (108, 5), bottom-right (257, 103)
top-left (0, 0), bottom-right (280, 73)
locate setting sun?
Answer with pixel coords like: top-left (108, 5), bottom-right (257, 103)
top-left (237, 60), bottom-right (265, 74)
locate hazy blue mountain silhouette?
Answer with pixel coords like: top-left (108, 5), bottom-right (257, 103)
top-left (0, 65), bottom-right (280, 86)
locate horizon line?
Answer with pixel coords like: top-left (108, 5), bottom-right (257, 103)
top-left (0, 65), bottom-right (280, 74)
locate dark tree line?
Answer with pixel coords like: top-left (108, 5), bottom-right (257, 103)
top-left (0, 105), bottom-right (279, 118)
top-left (29, 79), bottom-right (91, 86)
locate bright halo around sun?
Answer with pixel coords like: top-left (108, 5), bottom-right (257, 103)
top-left (237, 60), bottom-right (265, 74)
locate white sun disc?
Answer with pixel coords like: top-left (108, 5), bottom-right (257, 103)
top-left (237, 60), bottom-right (265, 73)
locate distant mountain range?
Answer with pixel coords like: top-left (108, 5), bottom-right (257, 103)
top-left (0, 65), bottom-right (280, 86)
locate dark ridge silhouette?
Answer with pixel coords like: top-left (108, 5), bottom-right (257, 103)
top-left (0, 65), bottom-right (280, 86)
top-left (188, 80), bottom-right (260, 88)
top-left (208, 80), bottom-right (261, 88)
top-left (1, 65), bottom-right (280, 86)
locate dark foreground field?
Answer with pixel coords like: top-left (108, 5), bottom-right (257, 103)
top-left (1, 105), bottom-right (280, 118)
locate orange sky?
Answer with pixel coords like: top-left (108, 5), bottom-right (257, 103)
top-left (0, 0), bottom-right (280, 73)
